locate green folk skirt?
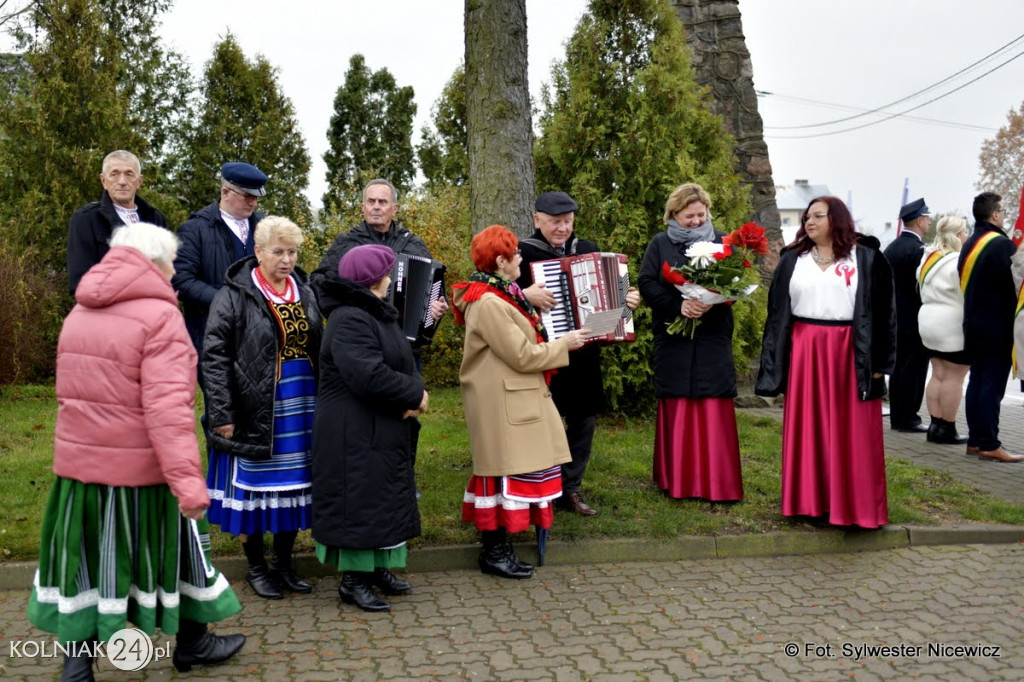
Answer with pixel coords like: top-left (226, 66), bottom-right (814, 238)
top-left (27, 477), bottom-right (241, 644)
top-left (315, 541), bottom-right (408, 573)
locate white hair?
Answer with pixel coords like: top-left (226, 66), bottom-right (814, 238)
top-left (102, 150), bottom-right (142, 175)
top-left (109, 224), bottom-right (179, 265)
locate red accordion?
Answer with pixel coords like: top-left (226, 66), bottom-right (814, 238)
top-left (529, 252), bottom-right (636, 345)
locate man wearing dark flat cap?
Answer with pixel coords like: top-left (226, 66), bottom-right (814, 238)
top-left (883, 197), bottom-right (931, 433)
top-left (173, 162), bottom-right (267, 355)
top-left (516, 191), bottom-right (640, 517)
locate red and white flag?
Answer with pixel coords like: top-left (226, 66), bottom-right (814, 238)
top-left (1011, 181), bottom-right (1024, 248)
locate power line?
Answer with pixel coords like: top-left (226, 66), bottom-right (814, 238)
top-left (764, 32), bottom-right (1024, 130)
top-left (759, 93), bottom-right (995, 133)
top-left (764, 48), bottom-right (1024, 139)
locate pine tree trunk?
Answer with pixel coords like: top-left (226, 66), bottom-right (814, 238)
top-left (464, 0), bottom-right (535, 237)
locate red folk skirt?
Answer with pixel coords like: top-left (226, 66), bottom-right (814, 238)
top-left (781, 320), bottom-right (888, 528)
top-left (462, 466), bottom-right (561, 533)
top-left (653, 397), bottom-right (743, 501)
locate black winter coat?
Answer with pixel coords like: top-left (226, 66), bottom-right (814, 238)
top-left (638, 230), bottom-right (737, 399)
top-left (958, 221), bottom-right (1016, 359)
top-left (312, 278), bottom-right (424, 550)
top-left (172, 201), bottom-right (262, 351)
top-left (67, 191), bottom-right (167, 295)
top-left (201, 258), bottom-right (322, 459)
top-left (516, 231), bottom-right (606, 417)
top-left (755, 236), bottom-right (896, 400)
top-left (310, 220), bottom-right (433, 305)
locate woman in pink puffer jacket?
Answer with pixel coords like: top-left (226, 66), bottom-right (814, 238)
top-left (27, 224), bottom-right (245, 680)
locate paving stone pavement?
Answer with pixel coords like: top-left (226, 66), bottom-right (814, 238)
top-left (3, 543), bottom-right (1022, 680)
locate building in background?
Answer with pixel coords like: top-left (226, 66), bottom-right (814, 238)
top-left (774, 179), bottom-right (831, 244)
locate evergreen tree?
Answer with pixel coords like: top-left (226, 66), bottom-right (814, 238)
top-left (174, 34), bottom-right (311, 225)
top-left (417, 64), bottom-right (468, 190)
top-left (322, 54), bottom-right (417, 210)
top-left (534, 0), bottom-right (752, 409)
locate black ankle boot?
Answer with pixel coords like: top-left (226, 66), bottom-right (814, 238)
top-left (926, 416), bottom-right (942, 443)
top-left (373, 568), bottom-right (412, 595)
top-left (502, 542), bottom-right (533, 572)
top-left (268, 558), bottom-right (312, 594)
top-left (60, 642), bottom-right (95, 682)
top-left (172, 619), bottom-right (246, 673)
top-left (246, 564), bottom-right (284, 600)
top-left (933, 418), bottom-right (969, 445)
top-left (479, 530), bottom-right (532, 579)
top-left (338, 572), bottom-right (390, 612)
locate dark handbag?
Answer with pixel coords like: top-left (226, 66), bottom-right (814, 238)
top-left (862, 375), bottom-right (887, 401)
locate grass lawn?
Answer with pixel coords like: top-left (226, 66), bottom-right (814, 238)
top-left (3, 384), bottom-right (1024, 562)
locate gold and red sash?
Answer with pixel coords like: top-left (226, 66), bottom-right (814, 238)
top-left (917, 249), bottom-right (949, 287)
top-left (959, 231), bottom-right (1003, 294)
top-left (1014, 280), bottom-right (1024, 375)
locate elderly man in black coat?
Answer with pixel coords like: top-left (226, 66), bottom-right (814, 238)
top-left (883, 198), bottom-right (931, 433)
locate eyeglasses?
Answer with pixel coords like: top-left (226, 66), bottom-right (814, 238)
top-left (226, 186), bottom-right (259, 202)
top-left (261, 247), bottom-right (299, 258)
top-left (804, 212), bottom-right (828, 221)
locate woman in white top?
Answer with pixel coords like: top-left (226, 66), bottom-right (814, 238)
top-left (756, 196), bottom-right (896, 528)
top-left (916, 215), bottom-right (969, 444)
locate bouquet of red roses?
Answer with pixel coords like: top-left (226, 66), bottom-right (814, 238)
top-left (661, 222), bottom-right (770, 337)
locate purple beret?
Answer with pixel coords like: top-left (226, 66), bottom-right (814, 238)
top-left (338, 244), bottom-right (396, 287)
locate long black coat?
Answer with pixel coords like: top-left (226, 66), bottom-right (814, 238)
top-left (67, 191), bottom-right (167, 295)
top-left (516, 230), bottom-right (606, 417)
top-left (638, 230), bottom-right (737, 399)
top-left (312, 278), bottom-right (424, 550)
top-left (958, 221), bottom-right (1016, 359)
top-left (882, 231), bottom-right (925, 342)
top-left (201, 258), bottom-right (322, 459)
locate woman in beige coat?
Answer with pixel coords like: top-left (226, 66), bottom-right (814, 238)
top-left (452, 225), bottom-right (588, 579)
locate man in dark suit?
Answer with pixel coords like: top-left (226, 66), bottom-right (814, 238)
top-left (958, 192), bottom-right (1023, 462)
top-left (883, 198), bottom-right (931, 433)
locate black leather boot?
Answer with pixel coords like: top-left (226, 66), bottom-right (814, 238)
top-left (934, 418), bottom-right (969, 445)
top-left (172, 618), bottom-right (246, 673)
top-left (925, 416), bottom-right (942, 443)
top-left (479, 530), bottom-right (532, 579)
top-left (243, 534), bottom-right (283, 599)
top-left (269, 531), bottom-right (311, 593)
top-left (338, 572), bottom-right (390, 612)
top-left (373, 568), bottom-right (412, 595)
top-left (60, 641), bottom-right (95, 682)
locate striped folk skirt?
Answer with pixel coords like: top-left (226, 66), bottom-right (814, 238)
top-left (27, 478), bottom-right (240, 644)
top-left (462, 466), bottom-right (562, 533)
top-left (206, 358), bottom-right (315, 535)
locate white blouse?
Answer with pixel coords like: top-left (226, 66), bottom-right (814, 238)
top-left (789, 246), bottom-right (859, 321)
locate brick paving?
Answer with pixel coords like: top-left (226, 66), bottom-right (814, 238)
top-left (3, 544), bottom-right (1022, 680)
top-left (3, 392), bottom-right (1024, 680)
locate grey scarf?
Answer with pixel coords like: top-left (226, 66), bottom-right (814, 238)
top-left (666, 218), bottom-right (716, 247)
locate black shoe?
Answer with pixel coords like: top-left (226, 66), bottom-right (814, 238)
top-left (931, 418), bottom-right (969, 445)
top-left (502, 543), bottom-right (533, 572)
top-left (269, 559), bottom-right (312, 594)
top-left (60, 644), bottom-right (95, 682)
top-left (373, 568), bottom-right (412, 595)
top-left (246, 565), bottom-right (283, 600)
top-left (338, 572), bottom-right (390, 612)
top-left (479, 545), bottom-right (533, 579)
top-left (893, 423), bottom-right (929, 433)
top-left (926, 417), bottom-right (942, 443)
top-left (173, 624), bottom-right (246, 673)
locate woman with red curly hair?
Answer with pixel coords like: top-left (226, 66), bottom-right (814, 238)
top-left (756, 196), bottom-right (895, 528)
top-left (452, 225), bottom-right (588, 579)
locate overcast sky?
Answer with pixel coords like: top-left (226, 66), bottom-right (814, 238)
top-left (148, 1), bottom-right (1023, 231)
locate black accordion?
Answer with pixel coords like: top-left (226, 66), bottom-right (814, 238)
top-left (387, 253), bottom-right (446, 347)
top-left (529, 252), bottom-right (636, 345)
